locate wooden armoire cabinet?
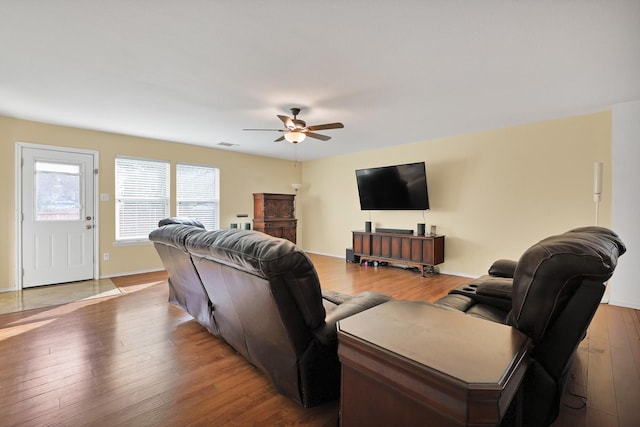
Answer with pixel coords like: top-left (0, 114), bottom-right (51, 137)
top-left (253, 193), bottom-right (297, 244)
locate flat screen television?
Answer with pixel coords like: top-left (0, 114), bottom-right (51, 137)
top-left (355, 162), bottom-right (430, 210)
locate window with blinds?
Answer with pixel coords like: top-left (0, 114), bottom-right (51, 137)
top-left (115, 157), bottom-right (170, 241)
top-left (176, 163), bottom-right (219, 230)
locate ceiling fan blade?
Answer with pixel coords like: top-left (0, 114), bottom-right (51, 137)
top-left (305, 132), bottom-right (331, 141)
top-left (274, 135), bottom-right (285, 142)
top-left (243, 128), bottom-right (283, 131)
top-left (278, 115), bottom-right (295, 130)
top-left (307, 122), bottom-right (344, 131)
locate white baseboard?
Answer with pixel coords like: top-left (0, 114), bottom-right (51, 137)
top-left (304, 250), bottom-right (343, 259)
top-left (100, 267), bottom-right (165, 279)
top-left (608, 298), bottom-right (640, 310)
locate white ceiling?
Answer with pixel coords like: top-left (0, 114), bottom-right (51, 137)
top-left (1, 1), bottom-right (639, 161)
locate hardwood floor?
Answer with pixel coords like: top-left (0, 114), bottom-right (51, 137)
top-left (0, 255), bottom-right (638, 426)
top-left (551, 302), bottom-right (640, 426)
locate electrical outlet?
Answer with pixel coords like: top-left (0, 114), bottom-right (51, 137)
top-left (103, 252), bottom-right (110, 261)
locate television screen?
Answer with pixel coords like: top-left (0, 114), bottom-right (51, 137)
top-left (355, 162), bottom-right (430, 210)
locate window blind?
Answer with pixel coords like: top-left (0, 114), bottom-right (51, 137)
top-left (176, 163), bottom-right (219, 230)
top-left (115, 157), bottom-right (170, 240)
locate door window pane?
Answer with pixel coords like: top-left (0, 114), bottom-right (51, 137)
top-left (35, 161), bottom-right (81, 221)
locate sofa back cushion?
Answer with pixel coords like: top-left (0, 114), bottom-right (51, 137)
top-left (185, 228), bottom-right (327, 330)
top-left (510, 226), bottom-right (626, 344)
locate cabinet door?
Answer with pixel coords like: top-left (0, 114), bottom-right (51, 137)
top-left (264, 197), bottom-right (294, 219)
top-left (391, 237), bottom-right (403, 259)
top-left (410, 239), bottom-right (424, 263)
top-left (353, 232), bottom-right (371, 256)
top-left (372, 235), bottom-right (383, 257)
top-left (400, 237), bottom-right (412, 260)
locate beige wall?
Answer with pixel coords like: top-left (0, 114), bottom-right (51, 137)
top-left (300, 111), bottom-right (612, 277)
top-left (0, 111), bottom-right (612, 287)
top-left (1, 116), bottom-right (301, 287)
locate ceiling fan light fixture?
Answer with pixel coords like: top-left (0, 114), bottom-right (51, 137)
top-left (284, 131), bottom-right (306, 143)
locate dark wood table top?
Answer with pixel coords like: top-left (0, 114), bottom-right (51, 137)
top-left (338, 300), bottom-right (530, 388)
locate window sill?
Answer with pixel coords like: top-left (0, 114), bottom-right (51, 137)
top-left (113, 239), bottom-right (153, 246)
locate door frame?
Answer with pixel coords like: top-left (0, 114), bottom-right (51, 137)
top-left (15, 142), bottom-right (100, 290)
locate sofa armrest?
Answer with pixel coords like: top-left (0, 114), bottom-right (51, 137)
top-left (488, 259), bottom-right (518, 278)
top-left (476, 277), bottom-right (514, 300)
top-left (445, 276), bottom-right (513, 312)
top-left (321, 289), bottom-right (351, 305)
top-left (314, 291), bottom-right (392, 345)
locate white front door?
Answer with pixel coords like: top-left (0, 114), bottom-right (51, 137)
top-left (20, 146), bottom-right (96, 288)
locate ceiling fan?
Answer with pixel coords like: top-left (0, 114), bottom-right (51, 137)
top-left (243, 107), bottom-right (344, 143)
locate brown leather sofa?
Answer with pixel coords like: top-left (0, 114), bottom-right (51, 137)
top-left (433, 226), bottom-right (626, 426)
top-left (149, 218), bottom-right (391, 407)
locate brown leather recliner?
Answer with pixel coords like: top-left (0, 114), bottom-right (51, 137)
top-left (433, 226), bottom-right (626, 426)
top-left (150, 219), bottom-right (391, 407)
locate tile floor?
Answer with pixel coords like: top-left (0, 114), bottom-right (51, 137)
top-left (0, 279), bottom-right (121, 314)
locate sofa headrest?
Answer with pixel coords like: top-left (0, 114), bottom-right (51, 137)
top-left (149, 223), bottom-right (206, 251)
top-left (510, 226), bottom-right (625, 342)
top-left (158, 217), bottom-right (206, 228)
top-left (185, 229), bottom-right (314, 278)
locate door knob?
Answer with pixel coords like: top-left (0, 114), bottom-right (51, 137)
top-left (86, 225), bottom-right (93, 229)
top-left (86, 216), bottom-right (92, 220)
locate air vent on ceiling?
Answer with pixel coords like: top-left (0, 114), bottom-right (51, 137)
top-left (218, 142), bottom-right (239, 147)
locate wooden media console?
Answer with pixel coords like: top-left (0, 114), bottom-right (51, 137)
top-left (352, 231), bottom-right (445, 276)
